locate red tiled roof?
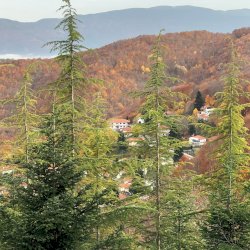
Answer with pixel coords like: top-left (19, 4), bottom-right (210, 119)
top-left (165, 110), bottom-right (175, 115)
top-left (179, 153), bottom-right (194, 162)
top-left (198, 114), bottom-right (209, 119)
top-left (123, 177), bottom-right (132, 183)
top-left (127, 137), bottom-right (144, 142)
top-left (160, 125), bottom-right (170, 129)
top-left (119, 182), bottom-right (132, 189)
top-left (109, 118), bottom-right (130, 123)
top-left (20, 182), bottom-right (28, 188)
top-left (121, 127), bottom-right (132, 133)
top-left (119, 192), bottom-right (129, 200)
top-left (190, 135), bottom-right (206, 140)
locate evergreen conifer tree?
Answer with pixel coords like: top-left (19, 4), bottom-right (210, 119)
top-left (133, 32), bottom-right (198, 250)
top-left (194, 90), bottom-right (205, 111)
top-left (46, 0), bottom-right (88, 157)
top-left (0, 65), bottom-right (39, 163)
top-left (80, 93), bottom-right (146, 249)
top-left (162, 174), bottom-right (205, 250)
top-left (1, 110), bottom-right (84, 249)
top-left (0, 1), bottom-right (101, 249)
top-left (203, 43), bottom-right (250, 249)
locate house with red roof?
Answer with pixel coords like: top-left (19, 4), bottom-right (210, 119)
top-left (109, 118), bottom-right (130, 131)
top-left (120, 127), bottom-right (133, 137)
top-left (198, 113), bottom-right (209, 121)
top-left (127, 137), bottom-right (144, 146)
top-left (179, 153), bottom-right (194, 162)
top-left (118, 178), bottom-right (132, 199)
top-left (189, 135), bottom-right (206, 146)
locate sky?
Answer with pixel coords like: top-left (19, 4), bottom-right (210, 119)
top-left (2, 0), bottom-right (250, 21)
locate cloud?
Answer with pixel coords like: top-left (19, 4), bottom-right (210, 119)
top-left (0, 54), bottom-right (54, 60)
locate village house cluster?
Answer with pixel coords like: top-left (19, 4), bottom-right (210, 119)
top-left (197, 106), bottom-right (215, 121)
top-left (108, 106), bottom-right (213, 198)
top-left (0, 105), bottom-right (214, 199)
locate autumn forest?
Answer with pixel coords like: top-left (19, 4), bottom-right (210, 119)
top-left (0, 0), bottom-right (249, 249)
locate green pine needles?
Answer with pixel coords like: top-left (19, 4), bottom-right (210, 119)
top-left (0, 2), bottom-right (249, 249)
top-left (0, 64), bottom-right (40, 163)
top-left (203, 42), bottom-right (250, 249)
top-left (46, 0), bottom-right (88, 156)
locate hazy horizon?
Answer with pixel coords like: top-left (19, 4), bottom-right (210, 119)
top-left (0, 54), bottom-right (55, 60)
top-left (3, 0), bottom-right (250, 22)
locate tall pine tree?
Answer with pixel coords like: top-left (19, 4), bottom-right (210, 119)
top-left (46, 0), bottom-right (88, 157)
top-left (133, 32), bottom-right (196, 250)
top-left (194, 90), bottom-right (205, 111)
top-left (203, 42), bottom-right (250, 249)
top-left (0, 1), bottom-right (97, 249)
top-left (0, 64), bottom-right (39, 163)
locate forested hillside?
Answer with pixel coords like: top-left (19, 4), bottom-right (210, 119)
top-left (1, 28), bottom-right (250, 118)
top-left (0, 1), bottom-right (249, 249)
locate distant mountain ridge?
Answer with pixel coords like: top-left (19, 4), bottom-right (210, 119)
top-left (1, 5), bottom-right (250, 57)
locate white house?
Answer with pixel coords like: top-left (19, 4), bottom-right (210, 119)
top-left (160, 125), bottom-right (170, 137)
top-left (109, 118), bottom-right (130, 131)
top-left (133, 114), bottom-right (145, 124)
top-left (197, 106), bottom-right (215, 122)
top-left (189, 135), bottom-right (206, 146)
top-left (201, 106), bottom-right (215, 115)
top-left (1, 166), bottom-right (14, 175)
top-left (2, 170), bottom-right (13, 175)
top-left (119, 178), bottom-right (132, 193)
top-left (137, 117), bottom-right (145, 124)
top-left (204, 107), bottom-right (215, 115)
top-left (118, 178), bottom-right (132, 199)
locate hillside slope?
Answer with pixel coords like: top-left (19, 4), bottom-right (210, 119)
top-left (1, 29), bottom-right (250, 121)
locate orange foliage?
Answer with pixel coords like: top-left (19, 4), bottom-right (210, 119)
top-left (0, 29), bottom-right (250, 123)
